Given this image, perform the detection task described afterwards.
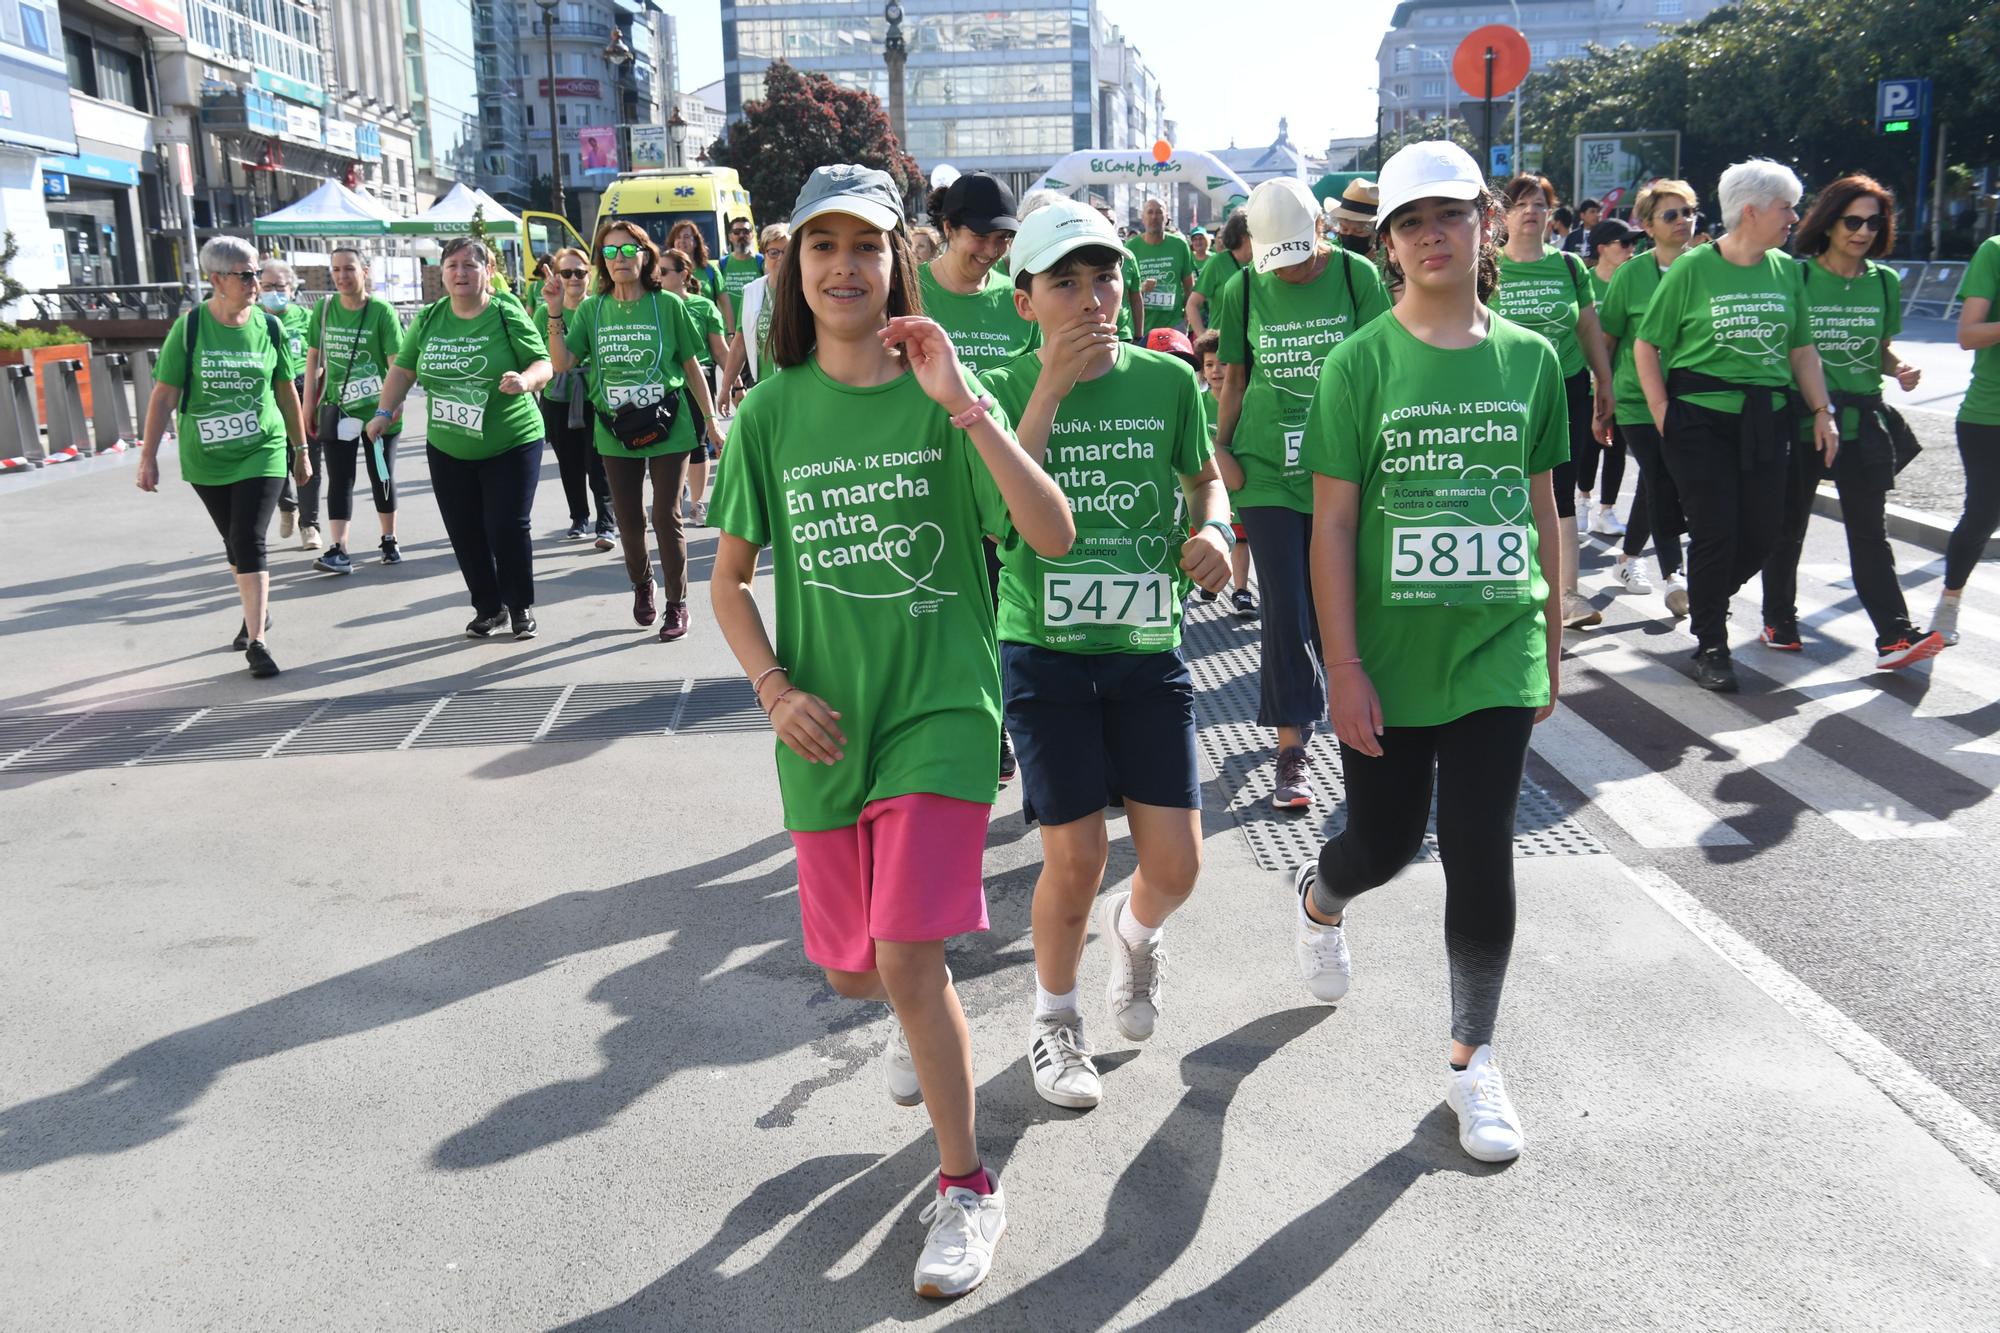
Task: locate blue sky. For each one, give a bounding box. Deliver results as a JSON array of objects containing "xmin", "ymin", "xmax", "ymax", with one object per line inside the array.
[{"xmin": 659, "ymin": 0, "xmax": 1402, "ymax": 155}]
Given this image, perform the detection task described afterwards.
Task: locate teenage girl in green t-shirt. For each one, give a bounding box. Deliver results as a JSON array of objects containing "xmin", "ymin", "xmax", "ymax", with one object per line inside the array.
[
  {"xmin": 708, "ymin": 164, "xmax": 1073, "ymax": 1300},
  {"xmin": 663, "ymin": 246, "xmax": 733, "ymax": 530},
  {"xmin": 1297, "ymin": 140, "xmax": 1570, "ymax": 1167},
  {"xmin": 1940, "ymin": 232, "xmax": 2000, "ymax": 644}
]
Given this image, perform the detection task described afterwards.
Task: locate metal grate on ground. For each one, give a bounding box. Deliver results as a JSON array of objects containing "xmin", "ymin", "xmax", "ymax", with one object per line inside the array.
[
  {"xmin": 0, "ymin": 677, "xmax": 750, "ymax": 775},
  {"xmin": 1181, "ymin": 596, "xmax": 1603, "ymax": 872}
]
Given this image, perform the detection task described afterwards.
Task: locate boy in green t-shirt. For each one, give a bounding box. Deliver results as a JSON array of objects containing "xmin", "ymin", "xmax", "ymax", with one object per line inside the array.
[
  {"xmin": 1124, "ymin": 198, "xmax": 1197, "ymax": 337},
  {"xmin": 982, "ymin": 198, "xmax": 1232, "ymax": 1111}
]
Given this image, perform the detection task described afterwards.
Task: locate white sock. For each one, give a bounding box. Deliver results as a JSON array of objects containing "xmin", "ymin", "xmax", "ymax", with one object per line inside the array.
[
  {"xmin": 1116, "ymin": 898, "xmax": 1164, "ymax": 948},
  {"xmin": 1034, "ymin": 982, "xmax": 1078, "ymax": 1017}
]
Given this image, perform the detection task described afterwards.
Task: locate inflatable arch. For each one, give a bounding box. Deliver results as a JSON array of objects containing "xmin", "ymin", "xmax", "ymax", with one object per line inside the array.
[{"xmin": 1023, "ymin": 149, "xmax": 1252, "ymax": 215}]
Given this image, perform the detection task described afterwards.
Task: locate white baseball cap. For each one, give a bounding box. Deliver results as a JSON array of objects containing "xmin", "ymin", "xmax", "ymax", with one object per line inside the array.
[
  {"xmin": 1374, "ymin": 141, "xmax": 1487, "ymax": 231},
  {"xmin": 1011, "ymin": 196, "xmax": 1123, "ymax": 275},
  {"xmin": 1246, "ymin": 178, "xmax": 1321, "ymax": 273}
]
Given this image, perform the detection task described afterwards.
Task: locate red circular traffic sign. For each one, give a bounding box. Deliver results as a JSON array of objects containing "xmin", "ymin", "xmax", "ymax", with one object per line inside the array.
[{"xmin": 1454, "ymin": 24, "xmax": 1530, "ymax": 99}]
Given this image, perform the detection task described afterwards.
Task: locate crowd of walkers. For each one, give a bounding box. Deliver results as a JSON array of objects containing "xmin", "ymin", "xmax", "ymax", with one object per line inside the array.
[{"xmin": 132, "ymin": 145, "xmax": 1998, "ymax": 1299}]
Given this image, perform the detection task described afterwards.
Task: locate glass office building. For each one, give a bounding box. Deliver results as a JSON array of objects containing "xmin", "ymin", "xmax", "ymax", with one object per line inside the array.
[{"xmin": 721, "ymin": 0, "xmax": 1098, "ymax": 193}]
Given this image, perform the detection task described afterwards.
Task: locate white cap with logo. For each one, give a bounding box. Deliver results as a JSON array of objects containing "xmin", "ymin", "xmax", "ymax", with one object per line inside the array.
[
  {"xmin": 1246, "ymin": 178, "xmax": 1322, "ymax": 274},
  {"xmin": 1374, "ymin": 141, "xmax": 1487, "ymax": 231},
  {"xmin": 1011, "ymin": 196, "xmax": 1123, "ymax": 275}
]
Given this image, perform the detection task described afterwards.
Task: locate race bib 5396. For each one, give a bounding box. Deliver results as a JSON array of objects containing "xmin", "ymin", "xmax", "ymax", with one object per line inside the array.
[{"xmin": 195, "ymin": 409, "xmax": 260, "ymax": 447}]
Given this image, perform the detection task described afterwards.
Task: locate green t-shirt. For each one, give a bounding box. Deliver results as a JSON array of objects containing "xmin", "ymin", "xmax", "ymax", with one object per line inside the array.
[
  {"xmin": 983, "ymin": 345, "xmax": 1213, "ymax": 654},
  {"xmin": 1492, "ymin": 247, "xmax": 1593, "ymax": 378},
  {"xmin": 918, "ymin": 261, "xmax": 1031, "ymax": 376},
  {"xmin": 688, "ymin": 260, "xmax": 725, "ymax": 310},
  {"xmin": 156, "ymin": 304, "xmax": 296, "ymax": 487},
  {"xmin": 564, "ymin": 290, "xmax": 702, "ymax": 457},
  {"xmin": 685, "ymin": 292, "xmax": 726, "ymax": 367},
  {"xmin": 1215, "ymin": 248, "xmax": 1392, "ymax": 512},
  {"xmin": 1200, "ymin": 386, "xmax": 1219, "ymax": 443},
  {"xmin": 1194, "ymin": 250, "xmax": 1245, "ymax": 329},
  {"xmin": 1957, "ymin": 236, "xmax": 2000, "ymax": 426},
  {"xmin": 394, "ymin": 298, "xmax": 549, "ymax": 461},
  {"xmin": 1301, "ymin": 312, "xmax": 1567, "ymax": 727},
  {"xmin": 306, "ymin": 295, "xmax": 404, "ymax": 420},
  {"xmin": 1799, "ymin": 258, "xmax": 1902, "ymax": 441},
  {"xmin": 1588, "ymin": 268, "xmax": 1613, "ymax": 308},
  {"xmin": 1598, "ymin": 252, "xmax": 1676, "ymax": 426},
  {"xmin": 277, "ymin": 301, "xmax": 313, "ymax": 379},
  {"xmin": 707, "ymin": 358, "xmax": 1011, "ymax": 831},
  {"xmin": 1019, "ymin": 251, "xmax": 1139, "ymax": 355},
  {"xmin": 1635, "ymin": 243, "xmax": 1810, "ymax": 414},
  {"xmin": 1125, "ymin": 232, "xmax": 1197, "ymax": 336},
  {"xmin": 720, "ymin": 253, "xmax": 762, "ymax": 321}
]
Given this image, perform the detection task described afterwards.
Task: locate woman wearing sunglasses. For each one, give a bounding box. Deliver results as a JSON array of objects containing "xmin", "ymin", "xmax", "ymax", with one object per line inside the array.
[
  {"xmin": 371, "ymin": 237, "xmax": 553, "ymax": 640},
  {"xmin": 1758, "ymin": 175, "xmax": 1940, "ymax": 669},
  {"xmin": 668, "ymin": 219, "xmax": 733, "ymax": 337},
  {"xmin": 660, "ymin": 247, "xmax": 731, "ymax": 527},
  {"xmin": 545, "ymin": 222, "xmax": 719, "ymax": 642},
  {"xmin": 534, "ymin": 247, "xmax": 615, "ymax": 544},
  {"xmin": 136, "ymin": 234, "xmax": 310, "ymax": 678}
]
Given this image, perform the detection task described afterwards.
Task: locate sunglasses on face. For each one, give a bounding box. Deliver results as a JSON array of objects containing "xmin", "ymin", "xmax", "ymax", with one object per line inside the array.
[
  {"xmin": 1839, "ymin": 214, "xmax": 1885, "ymax": 233},
  {"xmin": 559, "ymin": 268, "xmax": 587, "ymax": 280},
  {"xmin": 602, "ymin": 243, "xmax": 641, "ymax": 259},
  {"xmin": 732, "ymin": 228, "xmax": 752, "ymax": 237},
  {"xmin": 1655, "ymin": 207, "xmax": 1693, "ymax": 223},
  {"xmin": 219, "ymin": 270, "xmax": 257, "ymax": 283}
]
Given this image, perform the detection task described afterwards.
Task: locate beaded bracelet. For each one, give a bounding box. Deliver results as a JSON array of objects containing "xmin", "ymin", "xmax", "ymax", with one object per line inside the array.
[
  {"xmin": 750, "ymin": 664, "xmax": 788, "ymax": 697},
  {"xmin": 765, "ymin": 687, "xmax": 797, "ymax": 716}
]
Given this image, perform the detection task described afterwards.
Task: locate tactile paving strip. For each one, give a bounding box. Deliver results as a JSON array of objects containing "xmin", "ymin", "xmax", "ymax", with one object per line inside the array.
[{"xmin": 1181, "ymin": 596, "xmax": 1602, "ymax": 871}]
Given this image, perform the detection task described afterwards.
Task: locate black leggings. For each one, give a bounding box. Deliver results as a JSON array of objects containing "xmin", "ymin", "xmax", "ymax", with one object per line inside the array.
[
  {"xmin": 191, "ymin": 474, "xmax": 285, "ymax": 574},
  {"xmin": 1662, "ymin": 400, "xmax": 1787, "ymax": 653},
  {"xmin": 1310, "ymin": 706, "xmax": 1534, "ymax": 1048},
  {"xmin": 1762, "ymin": 442, "xmax": 1914, "ymax": 645},
  {"xmin": 540, "ymin": 397, "xmax": 612, "ymax": 530},
  {"xmin": 1619, "ymin": 422, "xmax": 1683, "ymax": 575},
  {"xmin": 427, "ymin": 439, "xmax": 543, "ymax": 615},
  {"xmin": 1552, "ymin": 372, "xmax": 1589, "ymax": 518},
  {"xmin": 1576, "ymin": 421, "xmax": 1626, "ymax": 505},
  {"xmin": 1946, "ymin": 421, "xmax": 2000, "ymax": 591},
  {"xmin": 324, "ymin": 429, "xmax": 399, "ymax": 521}
]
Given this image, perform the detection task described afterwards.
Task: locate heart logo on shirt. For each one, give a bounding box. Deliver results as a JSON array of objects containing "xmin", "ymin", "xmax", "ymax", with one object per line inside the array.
[
  {"xmin": 1103, "ymin": 480, "xmax": 1162, "ymax": 529},
  {"xmin": 1490, "ymin": 483, "xmax": 1530, "ymax": 525},
  {"xmin": 1135, "ymin": 535, "xmax": 1170, "ymax": 572},
  {"xmin": 877, "ymin": 522, "xmax": 945, "ymax": 590}
]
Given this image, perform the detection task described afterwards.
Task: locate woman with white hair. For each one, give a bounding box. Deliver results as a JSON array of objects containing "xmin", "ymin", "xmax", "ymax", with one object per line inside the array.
[
  {"xmin": 1634, "ymin": 158, "xmax": 1841, "ymax": 693},
  {"xmin": 136, "ymin": 235, "xmax": 310, "ymax": 678}
]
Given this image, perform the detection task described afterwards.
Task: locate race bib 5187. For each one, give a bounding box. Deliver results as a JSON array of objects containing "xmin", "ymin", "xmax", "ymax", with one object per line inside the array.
[{"xmin": 430, "ymin": 396, "xmax": 484, "ymax": 433}]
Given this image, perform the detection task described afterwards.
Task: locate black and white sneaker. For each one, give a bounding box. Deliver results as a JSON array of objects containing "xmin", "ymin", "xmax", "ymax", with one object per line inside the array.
[
  {"xmin": 999, "ymin": 729, "xmax": 1017, "ymax": 785},
  {"xmin": 379, "ymin": 536, "xmax": 403, "ymax": 565},
  {"xmin": 511, "ymin": 608, "xmax": 538, "ymax": 640},
  {"xmin": 244, "ymin": 640, "xmax": 280, "ymax": 678},
  {"xmin": 564, "ymin": 522, "xmax": 587, "ymax": 540},
  {"xmin": 1693, "ymin": 647, "xmax": 1739, "ymax": 693},
  {"xmin": 465, "ymin": 610, "xmax": 508, "ymax": 639},
  {"xmin": 1028, "ymin": 1008, "xmax": 1101, "ymax": 1109},
  {"xmin": 313, "ymin": 544, "xmax": 354, "ymax": 575},
  {"xmin": 232, "ymin": 612, "xmax": 272, "ymax": 651},
  {"xmin": 1231, "ymin": 587, "xmax": 1258, "ymax": 619}
]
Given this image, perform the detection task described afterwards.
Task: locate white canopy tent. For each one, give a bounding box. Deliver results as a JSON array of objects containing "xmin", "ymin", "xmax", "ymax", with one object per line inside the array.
[
  {"xmin": 389, "ymin": 182, "xmax": 523, "ymax": 236},
  {"xmin": 252, "ymin": 177, "xmax": 400, "ymax": 236}
]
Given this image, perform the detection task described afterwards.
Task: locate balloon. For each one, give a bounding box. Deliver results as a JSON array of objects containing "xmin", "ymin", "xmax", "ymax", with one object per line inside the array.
[
  {"xmin": 1151, "ymin": 139, "xmax": 1171, "ymax": 164},
  {"xmin": 929, "ymin": 163, "xmax": 961, "ymax": 191}
]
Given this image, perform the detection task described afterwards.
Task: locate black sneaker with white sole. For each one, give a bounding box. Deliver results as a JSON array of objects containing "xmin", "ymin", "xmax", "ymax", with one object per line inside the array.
[
  {"xmin": 511, "ymin": 608, "xmax": 538, "ymax": 640},
  {"xmin": 244, "ymin": 640, "xmax": 280, "ymax": 678},
  {"xmin": 379, "ymin": 536, "xmax": 403, "ymax": 565},
  {"xmin": 1231, "ymin": 587, "xmax": 1258, "ymax": 619},
  {"xmin": 313, "ymin": 545, "xmax": 354, "ymax": 575},
  {"xmin": 999, "ymin": 729, "xmax": 1017, "ymax": 785},
  {"xmin": 232, "ymin": 613, "xmax": 272, "ymax": 651},
  {"xmin": 465, "ymin": 610, "xmax": 509, "ymax": 639}
]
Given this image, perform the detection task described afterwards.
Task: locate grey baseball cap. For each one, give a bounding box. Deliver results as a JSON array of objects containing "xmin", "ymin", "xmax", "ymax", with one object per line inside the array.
[{"xmin": 791, "ymin": 164, "xmax": 905, "ymax": 232}]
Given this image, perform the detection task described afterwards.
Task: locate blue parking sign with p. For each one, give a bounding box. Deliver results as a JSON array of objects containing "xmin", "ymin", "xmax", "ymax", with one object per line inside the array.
[{"xmin": 1876, "ymin": 78, "xmax": 1927, "ymax": 127}]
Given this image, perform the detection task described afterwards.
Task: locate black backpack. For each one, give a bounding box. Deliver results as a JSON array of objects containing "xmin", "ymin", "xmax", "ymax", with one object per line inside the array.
[
  {"xmin": 1240, "ymin": 247, "xmax": 1356, "ymax": 372},
  {"xmin": 181, "ymin": 306, "xmax": 288, "ymax": 391}
]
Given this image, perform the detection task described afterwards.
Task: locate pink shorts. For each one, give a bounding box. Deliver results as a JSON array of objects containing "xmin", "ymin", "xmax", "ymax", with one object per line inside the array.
[{"xmin": 789, "ymin": 793, "xmax": 992, "ymax": 973}]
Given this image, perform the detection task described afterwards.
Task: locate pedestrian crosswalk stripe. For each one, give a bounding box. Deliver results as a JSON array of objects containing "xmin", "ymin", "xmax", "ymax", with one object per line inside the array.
[
  {"xmin": 1530, "ymin": 705, "xmax": 1750, "ymax": 848},
  {"xmin": 1565, "ymin": 637, "xmax": 1960, "ymax": 842}
]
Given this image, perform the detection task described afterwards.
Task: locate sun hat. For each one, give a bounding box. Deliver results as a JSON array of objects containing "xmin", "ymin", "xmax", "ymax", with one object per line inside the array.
[
  {"xmin": 1246, "ymin": 178, "xmax": 1322, "ymax": 273},
  {"xmin": 1329, "ymin": 178, "xmax": 1380, "ymax": 226},
  {"xmin": 1374, "ymin": 141, "xmax": 1486, "ymax": 231},
  {"xmin": 792, "ymin": 164, "xmax": 905, "ymax": 232}
]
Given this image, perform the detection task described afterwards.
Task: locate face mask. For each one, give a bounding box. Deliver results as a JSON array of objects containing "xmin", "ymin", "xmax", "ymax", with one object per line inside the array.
[
  {"xmin": 1339, "ymin": 232, "xmax": 1375, "ymax": 259},
  {"xmin": 258, "ymin": 290, "xmax": 290, "ymax": 311}
]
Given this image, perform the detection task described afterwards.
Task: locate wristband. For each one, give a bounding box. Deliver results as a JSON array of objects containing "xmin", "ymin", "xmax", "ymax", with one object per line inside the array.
[
  {"xmin": 949, "ymin": 394, "xmax": 995, "ymax": 430},
  {"xmin": 1200, "ymin": 519, "xmax": 1236, "ymax": 552},
  {"xmin": 373, "ymin": 408, "xmax": 394, "ymax": 420},
  {"xmin": 1328, "ymin": 657, "xmax": 1363, "ymax": 668},
  {"xmin": 1811, "ymin": 404, "xmax": 1833, "ymax": 416},
  {"xmin": 765, "ymin": 687, "xmax": 796, "ymax": 717},
  {"xmin": 750, "ymin": 664, "xmax": 787, "ymax": 697}
]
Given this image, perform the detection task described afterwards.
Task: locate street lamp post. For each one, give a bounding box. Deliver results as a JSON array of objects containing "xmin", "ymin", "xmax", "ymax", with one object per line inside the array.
[
  {"xmin": 668, "ymin": 107, "xmax": 688, "ymax": 169},
  {"xmin": 535, "ymin": 0, "xmax": 563, "ymax": 226},
  {"xmin": 1504, "ymin": 0, "xmax": 1523, "ymax": 172},
  {"xmin": 603, "ymin": 26, "xmax": 633, "ymax": 174},
  {"xmin": 1406, "ymin": 44, "xmax": 1455, "ymax": 131},
  {"xmin": 883, "ymin": 2, "xmax": 907, "ymax": 146}
]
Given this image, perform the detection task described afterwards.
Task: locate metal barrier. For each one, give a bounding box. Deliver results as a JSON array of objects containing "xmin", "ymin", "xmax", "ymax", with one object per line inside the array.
[
  {"xmin": 0, "ymin": 364, "xmax": 42, "ymax": 471},
  {"xmin": 130, "ymin": 348, "xmax": 160, "ymax": 435},
  {"xmin": 39, "ymin": 358, "xmax": 91, "ymax": 463},
  {"xmin": 1906, "ymin": 261, "xmax": 1966, "ymax": 320},
  {"xmin": 90, "ymin": 353, "xmax": 137, "ymax": 454}
]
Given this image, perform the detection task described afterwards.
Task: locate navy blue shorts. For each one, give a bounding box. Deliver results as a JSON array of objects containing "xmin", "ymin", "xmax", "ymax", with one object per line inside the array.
[{"xmin": 1001, "ymin": 642, "xmax": 1202, "ymax": 826}]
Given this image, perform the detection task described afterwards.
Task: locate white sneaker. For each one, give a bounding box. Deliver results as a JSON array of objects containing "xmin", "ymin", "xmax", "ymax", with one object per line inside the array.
[
  {"xmin": 885, "ymin": 1018, "xmax": 922, "ymax": 1107},
  {"xmin": 278, "ymin": 510, "xmax": 296, "ymax": 539},
  {"xmin": 1613, "ymin": 559, "xmax": 1654, "ymax": 595},
  {"xmin": 914, "ymin": 1181, "xmax": 1007, "ymax": 1298},
  {"xmin": 1291, "ymin": 863, "xmax": 1351, "ymax": 1003},
  {"xmin": 1590, "ymin": 500, "xmax": 1626, "ymax": 537},
  {"xmin": 1659, "ymin": 573, "xmax": 1690, "ymax": 618},
  {"xmin": 691, "ymin": 500, "xmax": 709, "ymax": 527},
  {"xmin": 1933, "ymin": 594, "xmax": 1961, "ymax": 647},
  {"xmin": 300, "ymin": 523, "xmax": 322, "ymax": 551},
  {"xmin": 1446, "ymin": 1045, "xmax": 1524, "ymax": 1162},
  {"xmin": 1562, "ymin": 592, "xmax": 1603, "ymax": 629},
  {"xmin": 1028, "ymin": 1008, "xmax": 1101, "ymax": 1109},
  {"xmin": 1098, "ymin": 891, "xmax": 1164, "ymax": 1042}
]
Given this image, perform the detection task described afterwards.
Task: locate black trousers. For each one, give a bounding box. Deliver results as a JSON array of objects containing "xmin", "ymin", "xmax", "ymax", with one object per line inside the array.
[
  {"xmin": 277, "ymin": 436, "xmax": 325, "ymax": 525},
  {"xmin": 191, "ymin": 474, "xmax": 285, "ymax": 574},
  {"xmin": 1761, "ymin": 439, "xmax": 1914, "ymax": 645},
  {"xmin": 1946, "ymin": 421, "xmax": 2000, "ymax": 591},
  {"xmin": 1618, "ymin": 422, "xmax": 1682, "ymax": 575},
  {"xmin": 540, "ymin": 397, "xmax": 612, "ymax": 531},
  {"xmin": 427, "ymin": 439, "xmax": 543, "ymax": 616},
  {"xmin": 1552, "ymin": 372, "xmax": 1588, "ymax": 519},
  {"xmin": 324, "ymin": 429, "xmax": 399, "ymax": 521},
  {"xmin": 1661, "ymin": 400, "xmax": 1788, "ymax": 653},
  {"xmin": 1311, "ymin": 706, "xmax": 1535, "ymax": 1048},
  {"xmin": 1239, "ymin": 505, "xmax": 1325, "ymax": 731}
]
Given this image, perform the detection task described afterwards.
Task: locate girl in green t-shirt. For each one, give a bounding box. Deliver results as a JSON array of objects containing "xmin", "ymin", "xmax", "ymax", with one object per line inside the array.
[
  {"xmin": 663, "ymin": 246, "xmax": 732, "ymax": 530},
  {"xmin": 1941, "ymin": 232, "xmax": 2000, "ymax": 645},
  {"xmin": 137, "ymin": 235, "xmax": 309, "ymax": 679},
  {"xmin": 534, "ymin": 247, "xmax": 614, "ymax": 543},
  {"xmin": 1297, "ymin": 140, "xmax": 1570, "ymax": 1168},
  {"xmin": 304, "ymin": 246, "xmax": 407, "ymax": 574},
  {"xmin": 372, "ymin": 236, "xmax": 553, "ymax": 641},
  {"xmin": 546, "ymin": 222, "xmax": 720, "ymax": 643},
  {"xmin": 918, "ymin": 172, "xmax": 1029, "ymax": 377},
  {"xmin": 667, "ymin": 220, "xmax": 732, "ymax": 337},
  {"xmin": 708, "ymin": 164, "xmax": 1073, "ymax": 1301}
]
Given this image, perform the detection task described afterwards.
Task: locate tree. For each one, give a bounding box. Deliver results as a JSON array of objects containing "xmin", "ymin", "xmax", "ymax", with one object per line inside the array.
[
  {"xmin": 707, "ymin": 61, "xmax": 922, "ymax": 222},
  {"xmin": 1518, "ymin": 0, "xmax": 2000, "ymax": 247},
  {"xmin": 1376, "ymin": 114, "xmax": 1480, "ymax": 170}
]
